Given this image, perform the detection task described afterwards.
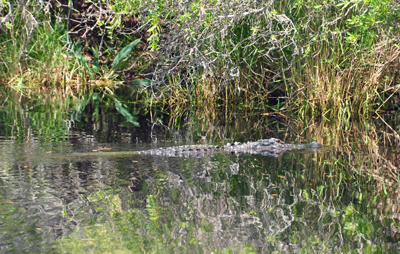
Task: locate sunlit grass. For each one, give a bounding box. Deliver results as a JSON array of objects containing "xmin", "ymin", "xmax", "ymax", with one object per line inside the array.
[
  {"xmin": 289, "ymin": 36, "xmax": 400, "ymax": 126},
  {"xmin": 1, "ymin": 0, "xmax": 399, "ymax": 127}
]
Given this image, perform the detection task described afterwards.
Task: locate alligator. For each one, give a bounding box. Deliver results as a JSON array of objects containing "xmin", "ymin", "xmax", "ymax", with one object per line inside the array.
[
  {"xmin": 136, "ymin": 138, "xmax": 322, "ymax": 157},
  {"xmin": 46, "ymin": 138, "xmax": 321, "ymax": 161}
]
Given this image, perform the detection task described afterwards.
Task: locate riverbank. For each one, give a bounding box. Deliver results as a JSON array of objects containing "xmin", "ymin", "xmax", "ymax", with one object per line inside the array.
[{"xmin": 1, "ymin": 0, "xmax": 399, "ymax": 125}]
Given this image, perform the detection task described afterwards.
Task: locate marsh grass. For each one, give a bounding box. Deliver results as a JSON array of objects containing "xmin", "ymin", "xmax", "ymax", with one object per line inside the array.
[
  {"xmin": 2, "ymin": 0, "xmax": 400, "ymax": 129},
  {"xmin": 138, "ymin": 0, "xmax": 400, "ymax": 132},
  {"xmin": 290, "ymin": 35, "xmax": 400, "ymax": 126},
  {"xmin": 0, "ymin": 7, "xmax": 72, "ymax": 92}
]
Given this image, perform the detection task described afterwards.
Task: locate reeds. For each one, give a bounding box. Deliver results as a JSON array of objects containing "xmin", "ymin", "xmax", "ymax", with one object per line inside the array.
[
  {"xmin": 291, "ymin": 34, "xmax": 400, "ymax": 126},
  {"xmin": 1, "ymin": 0, "xmax": 399, "ymax": 124}
]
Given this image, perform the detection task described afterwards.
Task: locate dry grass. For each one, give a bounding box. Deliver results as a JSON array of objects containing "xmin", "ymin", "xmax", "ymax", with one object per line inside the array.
[{"xmin": 290, "ymin": 37, "xmax": 400, "ymax": 126}]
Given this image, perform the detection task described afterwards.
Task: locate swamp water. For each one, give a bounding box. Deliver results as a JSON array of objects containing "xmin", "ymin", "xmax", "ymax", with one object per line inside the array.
[{"xmin": 0, "ymin": 92, "xmax": 400, "ymax": 253}]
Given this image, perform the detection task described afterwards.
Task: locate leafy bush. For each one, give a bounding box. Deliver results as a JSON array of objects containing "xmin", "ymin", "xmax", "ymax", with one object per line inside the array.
[{"xmin": 0, "ymin": 0, "xmax": 399, "ymax": 121}]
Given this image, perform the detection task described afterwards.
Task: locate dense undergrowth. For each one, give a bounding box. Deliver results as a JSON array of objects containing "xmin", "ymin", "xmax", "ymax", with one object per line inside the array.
[{"xmin": 0, "ymin": 0, "xmax": 399, "ymax": 125}]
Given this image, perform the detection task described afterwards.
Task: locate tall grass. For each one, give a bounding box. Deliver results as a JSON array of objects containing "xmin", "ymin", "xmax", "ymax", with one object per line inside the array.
[
  {"xmin": 291, "ymin": 34, "xmax": 400, "ymax": 127},
  {"xmin": 0, "ymin": 4, "xmax": 71, "ymax": 94},
  {"xmin": 143, "ymin": 0, "xmax": 400, "ymax": 127},
  {"xmin": 1, "ymin": 0, "xmax": 399, "ymax": 125}
]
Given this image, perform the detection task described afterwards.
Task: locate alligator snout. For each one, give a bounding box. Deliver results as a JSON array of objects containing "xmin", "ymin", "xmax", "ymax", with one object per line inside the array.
[{"xmin": 309, "ymin": 141, "xmax": 322, "ymax": 150}]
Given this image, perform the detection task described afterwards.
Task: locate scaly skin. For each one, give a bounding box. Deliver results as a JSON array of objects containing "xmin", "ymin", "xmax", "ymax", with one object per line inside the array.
[
  {"xmin": 44, "ymin": 138, "xmax": 321, "ymax": 161},
  {"xmin": 137, "ymin": 138, "xmax": 322, "ymax": 157}
]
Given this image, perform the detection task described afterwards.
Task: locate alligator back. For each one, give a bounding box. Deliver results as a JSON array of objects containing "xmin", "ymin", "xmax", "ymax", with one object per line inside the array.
[{"xmin": 137, "ymin": 138, "xmax": 322, "ymax": 157}]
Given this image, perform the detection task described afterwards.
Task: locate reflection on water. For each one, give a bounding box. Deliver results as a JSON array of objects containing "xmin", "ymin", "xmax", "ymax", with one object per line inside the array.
[{"xmin": 0, "ymin": 91, "xmax": 400, "ymax": 253}]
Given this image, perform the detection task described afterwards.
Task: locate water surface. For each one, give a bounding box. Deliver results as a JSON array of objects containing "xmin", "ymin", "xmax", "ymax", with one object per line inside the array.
[{"xmin": 0, "ymin": 91, "xmax": 399, "ymax": 253}]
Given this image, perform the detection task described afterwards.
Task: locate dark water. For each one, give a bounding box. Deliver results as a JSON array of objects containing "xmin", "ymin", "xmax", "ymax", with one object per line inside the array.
[{"xmin": 1, "ymin": 91, "xmax": 400, "ymax": 253}]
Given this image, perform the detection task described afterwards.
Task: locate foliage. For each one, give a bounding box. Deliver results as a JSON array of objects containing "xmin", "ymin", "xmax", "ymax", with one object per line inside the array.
[{"xmin": 0, "ymin": 0, "xmax": 399, "ymax": 124}]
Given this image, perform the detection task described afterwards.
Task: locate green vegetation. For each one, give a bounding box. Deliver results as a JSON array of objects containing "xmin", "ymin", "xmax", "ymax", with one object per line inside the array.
[
  {"xmin": 0, "ymin": 0, "xmax": 399, "ymax": 124},
  {"xmin": 2, "ymin": 1, "xmax": 400, "ymax": 251}
]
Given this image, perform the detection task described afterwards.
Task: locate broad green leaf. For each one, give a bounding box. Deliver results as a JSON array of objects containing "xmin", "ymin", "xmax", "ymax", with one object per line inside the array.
[
  {"xmin": 111, "ymin": 38, "xmax": 140, "ymax": 70},
  {"xmin": 147, "ymin": 25, "xmax": 157, "ymax": 32},
  {"xmin": 114, "ymin": 98, "xmax": 139, "ymax": 126},
  {"xmin": 73, "ymin": 93, "xmax": 92, "ymax": 122},
  {"xmin": 70, "ymin": 39, "xmax": 91, "ymax": 72}
]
